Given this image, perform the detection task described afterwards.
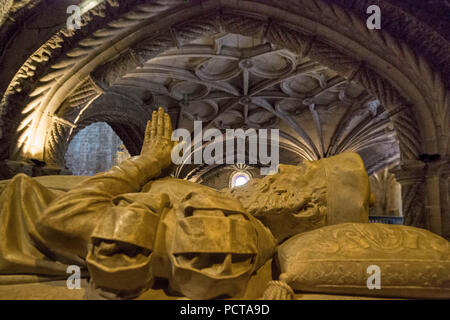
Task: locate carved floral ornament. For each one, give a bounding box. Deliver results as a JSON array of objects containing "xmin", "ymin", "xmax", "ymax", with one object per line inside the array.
[{"xmin": 0, "ymin": 0, "xmax": 447, "ymax": 171}]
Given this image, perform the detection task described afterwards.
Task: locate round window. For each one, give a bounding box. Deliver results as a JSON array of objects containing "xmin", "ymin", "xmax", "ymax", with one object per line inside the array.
[{"xmin": 230, "ymin": 171, "xmax": 251, "ymax": 188}]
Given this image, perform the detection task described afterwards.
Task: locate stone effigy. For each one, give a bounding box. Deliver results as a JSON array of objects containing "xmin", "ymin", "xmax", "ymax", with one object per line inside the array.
[
  {"xmin": 0, "ymin": 108, "xmax": 448, "ymax": 299},
  {"xmin": 0, "ymin": 108, "xmax": 277, "ymax": 299}
]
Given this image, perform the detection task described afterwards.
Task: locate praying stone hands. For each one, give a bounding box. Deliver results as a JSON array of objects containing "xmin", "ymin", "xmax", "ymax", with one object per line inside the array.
[{"xmin": 141, "ymin": 107, "xmax": 175, "ymax": 170}]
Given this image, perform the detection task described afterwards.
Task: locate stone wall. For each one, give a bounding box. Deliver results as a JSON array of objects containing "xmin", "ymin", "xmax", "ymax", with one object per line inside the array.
[{"xmin": 65, "ymin": 122, "xmax": 128, "ymax": 176}]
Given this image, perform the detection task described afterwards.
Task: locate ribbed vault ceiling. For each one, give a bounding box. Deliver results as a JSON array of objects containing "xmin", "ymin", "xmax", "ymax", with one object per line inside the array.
[
  {"xmin": 72, "ymin": 32, "xmax": 399, "ymax": 175},
  {"xmin": 1, "ymin": 0, "xmax": 448, "ymax": 182}
]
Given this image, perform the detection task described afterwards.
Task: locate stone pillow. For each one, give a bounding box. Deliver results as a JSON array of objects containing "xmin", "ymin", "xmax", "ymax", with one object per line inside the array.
[{"xmin": 274, "ymin": 223, "xmax": 450, "ymax": 299}]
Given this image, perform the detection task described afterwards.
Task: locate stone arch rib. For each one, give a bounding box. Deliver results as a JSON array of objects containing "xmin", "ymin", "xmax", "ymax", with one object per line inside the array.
[{"xmin": 1, "ymin": 0, "xmax": 447, "ymax": 170}]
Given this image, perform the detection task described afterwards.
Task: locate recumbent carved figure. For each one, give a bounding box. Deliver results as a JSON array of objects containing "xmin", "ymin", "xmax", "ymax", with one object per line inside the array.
[{"xmin": 0, "ymin": 109, "xmax": 448, "ymax": 299}]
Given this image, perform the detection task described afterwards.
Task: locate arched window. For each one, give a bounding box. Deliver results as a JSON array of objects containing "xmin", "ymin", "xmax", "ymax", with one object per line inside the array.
[{"xmin": 230, "ymin": 171, "xmax": 251, "ymax": 188}]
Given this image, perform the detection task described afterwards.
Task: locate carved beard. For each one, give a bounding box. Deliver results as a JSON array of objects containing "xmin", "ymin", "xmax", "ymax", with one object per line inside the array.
[
  {"xmin": 227, "ymin": 174, "xmax": 324, "ymax": 215},
  {"xmin": 223, "ymin": 166, "xmax": 328, "ymax": 243},
  {"xmin": 228, "ymin": 177, "xmax": 297, "ymax": 215}
]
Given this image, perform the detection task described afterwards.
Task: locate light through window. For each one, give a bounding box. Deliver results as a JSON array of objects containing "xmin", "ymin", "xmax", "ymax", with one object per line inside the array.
[{"xmin": 231, "ymin": 171, "xmax": 250, "ymax": 187}]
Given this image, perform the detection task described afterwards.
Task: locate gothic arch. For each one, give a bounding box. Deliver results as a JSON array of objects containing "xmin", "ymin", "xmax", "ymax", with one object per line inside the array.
[{"xmin": 1, "ymin": 1, "xmax": 447, "ymax": 162}]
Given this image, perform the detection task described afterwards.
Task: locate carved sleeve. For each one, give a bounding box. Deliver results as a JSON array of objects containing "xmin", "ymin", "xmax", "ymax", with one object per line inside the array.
[{"xmin": 36, "ymin": 155, "xmax": 165, "ymax": 258}]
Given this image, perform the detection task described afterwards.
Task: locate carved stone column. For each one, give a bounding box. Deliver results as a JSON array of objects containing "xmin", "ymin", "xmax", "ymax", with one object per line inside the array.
[
  {"xmin": 391, "ymin": 158, "xmax": 450, "ymax": 237},
  {"xmin": 390, "ymin": 160, "xmax": 427, "ymax": 229},
  {"xmin": 427, "ymin": 159, "xmax": 450, "ymax": 239},
  {"xmin": 440, "ymin": 162, "xmax": 450, "ymax": 240}
]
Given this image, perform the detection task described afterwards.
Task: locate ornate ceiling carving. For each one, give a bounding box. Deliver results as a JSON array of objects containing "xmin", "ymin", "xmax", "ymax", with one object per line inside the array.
[
  {"xmin": 91, "ymin": 32, "xmax": 399, "ymax": 174},
  {"xmin": 0, "ymin": 0, "xmax": 448, "ymax": 180}
]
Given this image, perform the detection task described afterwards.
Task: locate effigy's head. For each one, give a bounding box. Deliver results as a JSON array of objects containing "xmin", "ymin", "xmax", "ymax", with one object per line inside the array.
[
  {"xmin": 163, "ymin": 188, "xmax": 276, "ymax": 299},
  {"xmin": 225, "ymin": 152, "xmax": 371, "ymax": 243}
]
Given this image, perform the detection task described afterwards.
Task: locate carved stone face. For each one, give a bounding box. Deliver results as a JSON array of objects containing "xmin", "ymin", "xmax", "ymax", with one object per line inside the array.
[
  {"xmin": 225, "ymin": 153, "xmax": 371, "ymax": 244},
  {"xmin": 226, "ymin": 163, "xmax": 328, "ymax": 243},
  {"xmin": 164, "ymin": 190, "xmax": 276, "ymax": 299}
]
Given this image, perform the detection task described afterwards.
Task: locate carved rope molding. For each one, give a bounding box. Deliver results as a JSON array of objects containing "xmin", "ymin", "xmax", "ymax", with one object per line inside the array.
[
  {"xmin": 45, "ymin": 76, "xmax": 104, "ymax": 165},
  {"xmin": 0, "ymin": 0, "xmax": 447, "ymax": 164}
]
